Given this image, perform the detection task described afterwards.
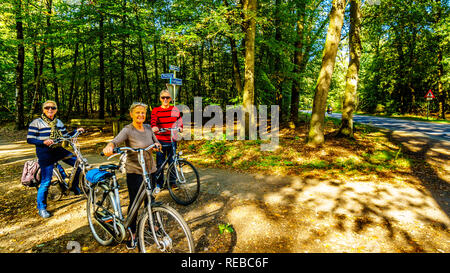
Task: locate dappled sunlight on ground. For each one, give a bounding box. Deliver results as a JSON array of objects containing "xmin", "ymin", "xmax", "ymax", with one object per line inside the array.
[{"xmin": 0, "ymin": 125, "xmax": 449, "ymax": 253}]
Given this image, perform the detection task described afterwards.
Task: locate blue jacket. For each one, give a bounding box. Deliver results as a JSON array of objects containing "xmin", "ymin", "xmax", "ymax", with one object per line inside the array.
[{"xmin": 27, "ymin": 117, "xmax": 75, "ymax": 166}]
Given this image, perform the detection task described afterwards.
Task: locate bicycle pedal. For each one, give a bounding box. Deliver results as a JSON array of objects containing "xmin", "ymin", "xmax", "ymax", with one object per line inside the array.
[{"xmin": 152, "ymin": 187, "xmax": 161, "ymax": 196}]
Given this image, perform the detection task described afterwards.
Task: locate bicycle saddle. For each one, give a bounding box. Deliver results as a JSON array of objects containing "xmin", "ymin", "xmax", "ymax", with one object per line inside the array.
[{"xmin": 99, "ymin": 164, "xmax": 120, "ymax": 171}]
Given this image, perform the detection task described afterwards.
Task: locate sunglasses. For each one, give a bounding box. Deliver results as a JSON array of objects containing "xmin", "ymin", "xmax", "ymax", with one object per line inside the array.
[
  {"xmin": 44, "ymin": 106, "xmax": 57, "ymax": 110},
  {"xmin": 160, "ymin": 96, "xmax": 171, "ymax": 100}
]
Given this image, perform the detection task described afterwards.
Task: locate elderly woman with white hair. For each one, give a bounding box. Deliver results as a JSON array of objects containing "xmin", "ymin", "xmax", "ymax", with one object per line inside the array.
[
  {"xmin": 27, "ymin": 100, "xmax": 84, "ymax": 218},
  {"xmin": 102, "ymin": 102, "xmax": 161, "ymax": 249}
]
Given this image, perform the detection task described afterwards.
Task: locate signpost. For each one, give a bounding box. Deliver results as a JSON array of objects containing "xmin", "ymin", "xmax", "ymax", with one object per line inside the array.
[
  {"xmin": 161, "ymin": 65, "xmax": 182, "ymax": 106},
  {"xmin": 170, "ymin": 78, "xmax": 182, "ymax": 85},
  {"xmin": 424, "ymin": 89, "xmax": 435, "ymax": 120},
  {"xmin": 161, "ymin": 73, "xmax": 174, "ymax": 79},
  {"xmin": 169, "ymin": 65, "xmax": 180, "ymax": 72}
]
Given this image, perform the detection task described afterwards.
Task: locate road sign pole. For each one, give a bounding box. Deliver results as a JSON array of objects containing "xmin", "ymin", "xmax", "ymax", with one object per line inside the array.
[{"xmin": 173, "ymin": 70, "xmax": 176, "ymax": 106}]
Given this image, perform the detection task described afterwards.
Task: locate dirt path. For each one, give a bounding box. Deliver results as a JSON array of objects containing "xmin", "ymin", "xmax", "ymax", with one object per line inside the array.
[{"xmin": 0, "ymin": 133, "xmax": 449, "ymax": 253}]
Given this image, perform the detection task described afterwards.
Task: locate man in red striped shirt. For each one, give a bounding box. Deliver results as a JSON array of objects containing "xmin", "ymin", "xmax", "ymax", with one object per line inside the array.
[{"xmin": 151, "ymin": 90, "xmax": 183, "ymax": 190}]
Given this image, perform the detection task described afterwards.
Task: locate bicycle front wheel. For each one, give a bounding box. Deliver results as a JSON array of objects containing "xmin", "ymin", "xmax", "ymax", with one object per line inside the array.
[
  {"xmin": 167, "ymin": 159, "xmax": 200, "ymax": 205},
  {"xmin": 86, "ymin": 183, "xmax": 116, "ymax": 246},
  {"xmin": 138, "ymin": 204, "xmax": 194, "ymax": 253}
]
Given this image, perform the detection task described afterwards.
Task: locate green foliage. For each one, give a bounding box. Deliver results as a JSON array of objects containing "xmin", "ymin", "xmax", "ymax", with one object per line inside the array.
[
  {"xmin": 358, "ymin": 0, "xmax": 449, "ymax": 115},
  {"xmin": 1, "ymin": 0, "xmax": 447, "ymax": 126},
  {"xmin": 203, "ymin": 140, "xmax": 229, "ymax": 157},
  {"xmin": 218, "ymin": 223, "xmax": 234, "ymax": 234}
]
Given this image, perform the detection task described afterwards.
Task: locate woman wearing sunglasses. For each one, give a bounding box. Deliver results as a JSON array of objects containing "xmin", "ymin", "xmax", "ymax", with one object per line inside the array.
[
  {"xmin": 150, "ymin": 90, "xmax": 183, "ymax": 192},
  {"xmin": 27, "ymin": 100, "xmax": 84, "ymax": 218}
]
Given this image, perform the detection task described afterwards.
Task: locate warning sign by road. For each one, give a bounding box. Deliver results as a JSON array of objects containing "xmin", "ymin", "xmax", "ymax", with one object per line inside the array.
[{"xmin": 425, "ymin": 89, "xmax": 435, "ymax": 100}]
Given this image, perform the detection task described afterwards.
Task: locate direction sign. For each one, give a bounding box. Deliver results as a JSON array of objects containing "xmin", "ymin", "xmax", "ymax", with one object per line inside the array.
[
  {"xmin": 161, "ymin": 73, "xmax": 174, "ymax": 79},
  {"xmin": 169, "ymin": 65, "xmax": 180, "ymax": 72},
  {"xmin": 425, "ymin": 89, "xmax": 435, "ymax": 99},
  {"xmin": 170, "ymin": 78, "xmax": 182, "ymax": 85}
]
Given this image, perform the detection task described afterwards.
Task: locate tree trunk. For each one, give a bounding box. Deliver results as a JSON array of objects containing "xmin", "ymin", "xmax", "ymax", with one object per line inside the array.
[
  {"xmin": 28, "ymin": 42, "xmax": 45, "ymax": 122},
  {"xmin": 130, "ymin": 46, "xmax": 142, "ymax": 101},
  {"xmin": 119, "ymin": 0, "xmax": 127, "ymax": 119},
  {"xmin": 242, "ymin": 0, "xmax": 256, "ymax": 109},
  {"xmin": 290, "ymin": 0, "xmax": 306, "ymax": 127},
  {"xmin": 242, "ymin": 0, "xmax": 257, "ymax": 139},
  {"xmin": 138, "ymin": 37, "xmax": 151, "ymax": 104},
  {"xmin": 435, "ymin": 0, "xmax": 446, "ymax": 119},
  {"xmin": 99, "ymin": 11, "xmax": 105, "ymax": 119},
  {"xmin": 120, "ymin": 40, "xmax": 126, "ymax": 119},
  {"xmin": 199, "ymin": 42, "xmax": 205, "ymax": 97},
  {"xmin": 46, "ymin": 0, "xmax": 59, "ymax": 107},
  {"xmin": 274, "ymin": 0, "xmax": 283, "ymax": 118},
  {"xmin": 337, "ymin": 0, "xmax": 361, "ymax": 138},
  {"xmin": 66, "ymin": 42, "xmax": 79, "ymax": 119},
  {"xmin": 223, "ymin": 0, "xmax": 243, "ymax": 95},
  {"xmin": 82, "ymin": 43, "xmax": 89, "ymax": 117},
  {"xmin": 14, "ymin": 0, "xmax": 25, "ymax": 130},
  {"xmin": 134, "ymin": 5, "xmax": 151, "ymax": 104},
  {"xmin": 307, "ymin": 0, "xmax": 346, "ymax": 146},
  {"xmin": 153, "ymin": 35, "xmax": 159, "ymax": 104},
  {"xmin": 108, "ymin": 39, "xmax": 116, "ymax": 117}
]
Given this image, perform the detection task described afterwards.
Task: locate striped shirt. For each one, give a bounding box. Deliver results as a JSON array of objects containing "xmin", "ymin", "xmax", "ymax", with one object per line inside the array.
[
  {"xmin": 27, "ymin": 118, "xmax": 73, "ymax": 166},
  {"xmin": 150, "ymin": 106, "xmax": 183, "ymax": 143}
]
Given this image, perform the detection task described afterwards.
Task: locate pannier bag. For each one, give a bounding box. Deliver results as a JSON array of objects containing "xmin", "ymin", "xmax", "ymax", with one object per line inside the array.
[
  {"xmin": 85, "ymin": 168, "xmax": 111, "ymax": 184},
  {"xmin": 21, "ymin": 159, "xmax": 41, "ymax": 187}
]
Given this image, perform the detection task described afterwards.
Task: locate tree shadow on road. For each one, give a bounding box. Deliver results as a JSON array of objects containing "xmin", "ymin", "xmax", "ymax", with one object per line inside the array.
[{"xmin": 386, "ymin": 131, "xmax": 450, "ymax": 219}]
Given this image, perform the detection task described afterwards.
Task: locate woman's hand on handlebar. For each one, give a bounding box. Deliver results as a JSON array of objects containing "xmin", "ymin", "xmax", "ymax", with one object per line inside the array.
[
  {"xmin": 152, "ymin": 142, "xmax": 162, "ymax": 152},
  {"xmin": 102, "ymin": 143, "xmax": 115, "ymax": 157}
]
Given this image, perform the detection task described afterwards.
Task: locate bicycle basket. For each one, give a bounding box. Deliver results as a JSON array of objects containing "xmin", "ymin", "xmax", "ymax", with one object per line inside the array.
[{"xmin": 85, "ymin": 168, "xmax": 112, "ymax": 184}]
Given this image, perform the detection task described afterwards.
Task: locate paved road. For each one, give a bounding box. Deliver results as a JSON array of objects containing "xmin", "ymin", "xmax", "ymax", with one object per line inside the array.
[{"xmin": 326, "ymin": 112, "xmax": 450, "ymax": 142}]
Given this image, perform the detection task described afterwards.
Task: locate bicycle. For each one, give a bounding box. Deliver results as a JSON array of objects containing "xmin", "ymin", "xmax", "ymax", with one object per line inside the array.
[
  {"xmin": 44, "ymin": 130, "xmax": 91, "ymax": 201},
  {"xmin": 152, "ymin": 126, "xmax": 200, "ymax": 205},
  {"xmin": 86, "ymin": 143, "xmax": 194, "ymax": 253}
]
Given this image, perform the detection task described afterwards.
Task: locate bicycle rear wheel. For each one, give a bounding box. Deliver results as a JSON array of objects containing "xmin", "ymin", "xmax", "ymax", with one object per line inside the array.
[
  {"xmin": 167, "ymin": 159, "xmax": 200, "ymax": 205},
  {"xmin": 86, "ymin": 183, "xmax": 116, "ymax": 246},
  {"xmin": 138, "ymin": 204, "xmax": 194, "ymax": 253},
  {"xmin": 47, "ymin": 181, "xmax": 65, "ymax": 202}
]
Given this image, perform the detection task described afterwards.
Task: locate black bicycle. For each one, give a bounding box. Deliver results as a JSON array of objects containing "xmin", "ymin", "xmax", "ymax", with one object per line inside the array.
[
  {"xmin": 40, "ymin": 130, "xmax": 90, "ymax": 201},
  {"xmin": 151, "ymin": 126, "xmax": 200, "ymax": 206},
  {"xmin": 86, "ymin": 144, "xmax": 194, "ymax": 253}
]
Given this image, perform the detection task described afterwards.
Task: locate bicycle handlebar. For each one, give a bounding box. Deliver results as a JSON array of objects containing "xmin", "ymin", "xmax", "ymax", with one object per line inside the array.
[
  {"xmin": 100, "ymin": 143, "xmax": 159, "ymax": 157},
  {"xmin": 157, "ymin": 127, "xmax": 181, "ymax": 134},
  {"xmin": 51, "ymin": 130, "xmax": 84, "ymax": 145}
]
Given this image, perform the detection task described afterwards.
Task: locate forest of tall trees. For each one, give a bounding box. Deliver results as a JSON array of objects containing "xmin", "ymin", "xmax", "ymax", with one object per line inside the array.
[{"xmin": 0, "ymin": 0, "xmax": 448, "ymax": 142}]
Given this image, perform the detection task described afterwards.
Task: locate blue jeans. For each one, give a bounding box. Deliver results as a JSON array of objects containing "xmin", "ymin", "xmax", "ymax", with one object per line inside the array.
[
  {"xmin": 156, "ymin": 141, "xmax": 176, "ymax": 187},
  {"xmin": 37, "ymin": 156, "xmax": 81, "ymax": 210}
]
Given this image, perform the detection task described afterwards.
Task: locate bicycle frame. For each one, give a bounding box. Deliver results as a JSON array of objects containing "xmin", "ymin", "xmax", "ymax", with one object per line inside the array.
[
  {"xmin": 154, "ymin": 127, "xmax": 183, "ymax": 186},
  {"xmin": 52, "ymin": 131, "xmax": 90, "ymax": 191}
]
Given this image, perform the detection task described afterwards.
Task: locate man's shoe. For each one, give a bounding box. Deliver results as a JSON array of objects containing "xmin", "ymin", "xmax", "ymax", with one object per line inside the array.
[{"xmin": 38, "ymin": 209, "xmax": 51, "ymax": 218}]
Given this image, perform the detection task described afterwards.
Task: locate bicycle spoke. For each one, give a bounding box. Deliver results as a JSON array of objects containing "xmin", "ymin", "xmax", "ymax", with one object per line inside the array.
[
  {"xmin": 87, "ymin": 183, "xmax": 115, "ymax": 246},
  {"xmin": 167, "ymin": 160, "xmax": 200, "ymax": 205},
  {"xmin": 138, "ymin": 205, "xmax": 194, "ymax": 253}
]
